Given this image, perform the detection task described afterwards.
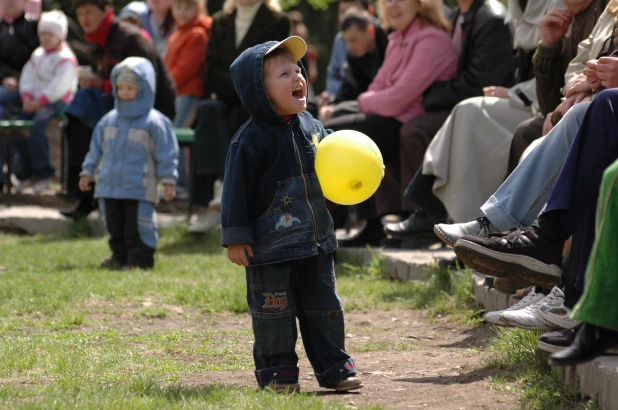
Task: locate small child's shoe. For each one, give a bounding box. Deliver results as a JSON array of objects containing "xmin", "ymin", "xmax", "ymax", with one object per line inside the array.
[
  {"xmin": 262, "ymin": 383, "xmax": 300, "ymax": 393},
  {"xmin": 101, "ymin": 257, "xmax": 122, "ymax": 268},
  {"xmin": 327, "ymin": 376, "xmax": 363, "ymax": 392}
]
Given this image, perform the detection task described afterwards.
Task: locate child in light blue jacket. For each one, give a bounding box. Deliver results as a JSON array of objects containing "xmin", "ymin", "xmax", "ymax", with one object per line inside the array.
[{"xmin": 79, "ymin": 57, "xmax": 178, "ymax": 269}]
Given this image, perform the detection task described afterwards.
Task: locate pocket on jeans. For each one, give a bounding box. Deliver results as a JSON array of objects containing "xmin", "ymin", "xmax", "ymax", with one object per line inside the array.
[
  {"xmin": 247, "ymin": 263, "xmax": 291, "ymax": 291},
  {"xmin": 321, "ymin": 253, "xmax": 336, "ymax": 288}
]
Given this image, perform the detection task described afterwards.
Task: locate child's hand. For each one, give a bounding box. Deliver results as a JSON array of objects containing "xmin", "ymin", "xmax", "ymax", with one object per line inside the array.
[
  {"xmin": 382, "ymin": 164, "xmax": 385, "ymax": 180},
  {"xmin": 163, "ymin": 184, "xmax": 176, "ymax": 202},
  {"xmin": 23, "ymin": 100, "xmax": 40, "ymax": 113},
  {"xmin": 228, "ymin": 244, "xmax": 254, "ymax": 266},
  {"xmin": 78, "ymin": 176, "xmax": 92, "ymax": 192}
]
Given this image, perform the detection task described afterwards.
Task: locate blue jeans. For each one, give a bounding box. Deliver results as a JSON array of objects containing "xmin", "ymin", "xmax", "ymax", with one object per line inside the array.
[
  {"xmin": 173, "ymin": 96, "xmax": 199, "ymax": 189},
  {"xmin": 481, "ymin": 101, "xmax": 590, "ymax": 231},
  {"xmin": 0, "ymin": 86, "xmax": 23, "ymax": 183},
  {"xmin": 12, "ymin": 101, "xmax": 67, "ymax": 181},
  {"xmin": 245, "ymin": 252, "xmax": 356, "ymax": 387}
]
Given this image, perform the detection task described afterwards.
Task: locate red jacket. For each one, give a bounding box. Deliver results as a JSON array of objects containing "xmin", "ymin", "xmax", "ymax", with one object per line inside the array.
[{"xmin": 164, "ymin": 15, "xmax": 212, "ymax": 96}]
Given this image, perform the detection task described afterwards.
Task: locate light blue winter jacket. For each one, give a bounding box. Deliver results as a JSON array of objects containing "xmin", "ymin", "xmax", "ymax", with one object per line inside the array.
[{"xmin": 80, "ymin": 57, "xmax": 178, "ymax": 203}]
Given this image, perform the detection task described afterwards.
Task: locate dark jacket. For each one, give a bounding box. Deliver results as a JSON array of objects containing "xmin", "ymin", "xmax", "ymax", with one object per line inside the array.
[
  {"xmin": 204, "ymin": 4, "xmax": 290, "ymax": 105},
  {"xmin": 221, "ymin": 41, "xmax": 337, "ymax": 266},
  {"xmin": 534, "ymin": 0, "xmax": 607, "ymax": 116},
  {"xmin": 422, "ymin": 0, "xmax": 514, "ymax": 110},
  {"xmin": 89, "ymin": 18, "xmax": 176, "ymax": 120},
  {"xmin": 335, "ymin": 24, "xmax": 388, "ymax": 104},
  {"xmin": 0, "ymin": 13, "xmax": 38, "ymax": 81}
]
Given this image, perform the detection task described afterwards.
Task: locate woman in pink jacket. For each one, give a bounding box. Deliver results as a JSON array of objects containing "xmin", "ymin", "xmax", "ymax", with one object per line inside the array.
[{"xmin": 324, "ymin": 0, "xmax": 458, "ymax": 241}]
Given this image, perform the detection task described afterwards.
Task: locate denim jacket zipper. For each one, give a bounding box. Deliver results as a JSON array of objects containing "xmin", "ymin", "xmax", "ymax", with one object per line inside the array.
[{"xmin": 288, "ymin": 123, "xmax": 320, "ymax": 248}]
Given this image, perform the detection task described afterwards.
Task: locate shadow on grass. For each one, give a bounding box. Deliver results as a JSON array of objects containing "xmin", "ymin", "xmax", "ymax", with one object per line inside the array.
[
  {"xmin": 157, "ymin": 228, "xmax": 222, "ymax": 255},
  {"xmin": 393, "ymin": 366, "xmax": 505, "ymax": 386},
  {"xmin": 437, "ymin": 325, "xmax": 493, "ymax": 349}
]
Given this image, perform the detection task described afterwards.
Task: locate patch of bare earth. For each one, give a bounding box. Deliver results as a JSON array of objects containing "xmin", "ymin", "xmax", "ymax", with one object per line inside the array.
[
  {"xmin": 31, "ymin": 304, "xmax": 517, "ymax": 409},
  {"xmin": 174, "ymin": 310, "xmax": 517, "ymax": 409}
]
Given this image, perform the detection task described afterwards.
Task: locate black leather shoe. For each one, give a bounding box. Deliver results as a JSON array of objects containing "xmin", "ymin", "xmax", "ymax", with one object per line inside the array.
[
  {"xmin": 61, "ymin": 198, "xmax": 98, "ymax": 219},
  {"xmin": 550, "ymin": 323, "xmax": 618, "ymax": 366},
  {"xmin": 339, "ymin": 223, "xmax": 386, "ymax": 247},
  {"xmin": 384, "ymin": 209, "xmax": 446, "ymax": 240}
]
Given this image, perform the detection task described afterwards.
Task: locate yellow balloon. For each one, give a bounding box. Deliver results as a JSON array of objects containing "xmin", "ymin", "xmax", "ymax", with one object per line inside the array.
[{"xmin": 315, "ymin": 130, "xmax": 383, "ymax": 205}]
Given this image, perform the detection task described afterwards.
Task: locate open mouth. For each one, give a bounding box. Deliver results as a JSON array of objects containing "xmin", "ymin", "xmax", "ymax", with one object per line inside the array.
[{"xmin": 292, "ymin": 84, "xmax": 304, "ymax": 99}]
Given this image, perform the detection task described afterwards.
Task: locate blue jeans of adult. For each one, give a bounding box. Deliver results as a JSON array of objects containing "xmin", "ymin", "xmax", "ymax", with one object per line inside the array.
[
  {"xmin": 480, "ymin": 101, "xmax": 591, "ymax": 231},
  {"xmin": 12, "ymin": 101, "xmax": 67, "ymax": 181},
  {"xmin": 245, "ymin": 252, "xmax": 356, "ymax": 388},
  {"xmin": 0, "ymin": 86, "xmax": 23, "ymax": 183},
  {"xmin": 173, "ymin": 95, "xmax": 199, "ymax": 189}
]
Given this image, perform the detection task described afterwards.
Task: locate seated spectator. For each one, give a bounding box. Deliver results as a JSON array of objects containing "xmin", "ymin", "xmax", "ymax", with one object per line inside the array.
[
  {"xmin": 13, "ymin": 10, "xmax": 77, "ymax": 194},
  {"xmin": 288, "ymin": 10, "xmax": 318, "ymax": 94},
  {"xmin": 164, "ymin": 0, "xmax": 211, "ymax": 200},
  {"xmin": 318, "ymin": 8, "xmax": 388, "ymax": 122},
  {"xmin": 507, "ymin": 0, "xmax": 608, "ymax": 172},
  {"xmin": 119, "ymin": 1, "xmax": 152, "ymax": 40},
  {"xmin": 188, "ymin": 0, "xmax": 289, "ymax": 233},
  {"xmin": 328, "ymin": 0, "xmax": 514, "ymax": 247},
  {"xmin": 452, "ymin": 89, "xmax": 618, "ymax": 352},
  {"xmin": 324, "ymin": 0, "xmax": 459, "ymax": 246},
  {"xmin": 315, "ymin": 0, "xmax": 372, "ymax": 114},
  {"xmin": 373, "ymin": 0, "xmax": 514, "ymax": 247},
  {"xmin": 62, "ymin": 0, "xmax": 176, "ymax": 219},
  {"xmin": 386, "ymin": 0, "xmax": 602, "ymax": 242},
  {"xmin": 0, "ymin": 0, "xmax": 38, "ymax": 193},
  {"xmin": 142, "ymin": 0, "xmax": 175, "ymax": 57},
  {"xmin": 551, "ymin": 158, "xmax": 618, "ymax": 366}
]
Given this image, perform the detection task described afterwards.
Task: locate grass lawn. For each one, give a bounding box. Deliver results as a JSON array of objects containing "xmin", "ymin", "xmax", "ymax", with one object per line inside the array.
[{"xmin": 0, "ymin": 225, "xmax": 441, "ymax": 409}]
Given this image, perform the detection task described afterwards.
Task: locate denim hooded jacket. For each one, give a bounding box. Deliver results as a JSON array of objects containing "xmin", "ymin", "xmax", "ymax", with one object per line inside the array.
[
  {"xmin": 81, "ymin": 57, "xmax": 179, "ymax": 203},
  {"xmin": 221, "ymin": 41, "xmax": 337, "ymax": 266}
]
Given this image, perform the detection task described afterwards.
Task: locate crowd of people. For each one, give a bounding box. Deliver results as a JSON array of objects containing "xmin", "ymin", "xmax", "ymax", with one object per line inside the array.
[{"xmin": 1, "ymin": 0, "xmax": 618, "ymax": 376}]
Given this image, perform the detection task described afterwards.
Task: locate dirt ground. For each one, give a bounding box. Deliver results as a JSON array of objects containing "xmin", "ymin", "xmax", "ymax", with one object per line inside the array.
[{"xmin": 86, "ymin": 305, "xmax": 519, "ymax": 410}]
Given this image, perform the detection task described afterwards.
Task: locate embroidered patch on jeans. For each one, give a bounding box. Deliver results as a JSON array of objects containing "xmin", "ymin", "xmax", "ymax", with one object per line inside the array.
[
  {"xmin": 274, "ymin": 213, "xmax": 301, "ymax": 231},
  {"xmin": 261, "ymin": 292, "xmax": 288, "ymax": 312}
]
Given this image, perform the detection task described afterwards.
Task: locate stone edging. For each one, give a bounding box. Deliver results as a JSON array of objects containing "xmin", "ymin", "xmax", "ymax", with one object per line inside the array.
[{"xmin": 337, "ymin": 247, "xmax": 618, "ymax": 409}]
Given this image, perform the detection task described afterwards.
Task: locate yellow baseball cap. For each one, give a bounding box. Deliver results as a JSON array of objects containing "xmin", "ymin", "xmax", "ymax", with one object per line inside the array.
[{"xmin": 265, "ymin": 36, "xmax": 307, "ymax": 62}]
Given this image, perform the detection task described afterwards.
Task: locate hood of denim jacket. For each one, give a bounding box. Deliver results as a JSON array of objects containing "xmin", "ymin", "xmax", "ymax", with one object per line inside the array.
[
  {"xmin": 111, "ymin": 56, "xmax": 155, "ymax": 119},
  {"xmin": 230, "ymin": 41, "xmax": 285, "ymax": 123}
]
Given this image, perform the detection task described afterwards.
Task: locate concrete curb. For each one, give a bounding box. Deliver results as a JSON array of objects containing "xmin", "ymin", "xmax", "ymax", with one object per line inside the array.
[{"xmin": 338, "ymin": 246, "xmax": 618, "ymax": 409}]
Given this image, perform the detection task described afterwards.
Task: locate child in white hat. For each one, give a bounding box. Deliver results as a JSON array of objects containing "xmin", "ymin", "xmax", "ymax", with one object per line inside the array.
[{"xmin": 16, "ymin": 10, "xmax": 78, "ymax": 193}]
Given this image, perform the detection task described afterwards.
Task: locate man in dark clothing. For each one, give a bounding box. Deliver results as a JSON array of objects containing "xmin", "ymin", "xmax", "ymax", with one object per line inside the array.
[
  {"xmin": 0, "ymin": 6, "xmax": 39, "ymax": 191},
  {"xmin": 62, "ymin": 0, "xmax": 176, "ymax": 218},
  {"xmin": 508, "ymin": 0, "xmax": 607, "ymax": 173},
  {"xmin": 318, "ymin": 8, "xmax": 388, "ymax": 122},
  {"xmin": 188, "ymin": 1, "xmax": 290, "ymax": 233}
]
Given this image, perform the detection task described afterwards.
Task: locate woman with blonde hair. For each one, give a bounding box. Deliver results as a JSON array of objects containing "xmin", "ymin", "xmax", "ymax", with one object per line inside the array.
[
  {"xmin": 324, "ymin": 0, "xmax": 459, "ymax": 245},
  {"xmin": 188, "ymin": 0, "xmax": 290, "ymax": 232}
]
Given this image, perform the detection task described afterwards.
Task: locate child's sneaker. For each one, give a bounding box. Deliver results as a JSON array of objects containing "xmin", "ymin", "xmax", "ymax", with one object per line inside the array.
[
  {"xmin": 327, "ymin": 376, "xmax": 363, "ymax": 392},
  {"xmin": 100, "ymin": 257, "xmax": 122, "ymax": 268},
  {"xmin": 262, "ymin": 383, "xmax": 300, "ymax": 393}
]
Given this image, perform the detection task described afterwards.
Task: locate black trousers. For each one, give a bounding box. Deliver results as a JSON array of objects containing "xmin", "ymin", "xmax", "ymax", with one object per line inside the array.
[{"xmin": 102, "ymin": 199, "xmax": 156, "ymax": 268}]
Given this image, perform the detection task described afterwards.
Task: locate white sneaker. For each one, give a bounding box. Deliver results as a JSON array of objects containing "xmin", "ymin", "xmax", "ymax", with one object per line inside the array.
[
  {"xmin": 33, "ymin": 178, "xmax": 50, "ymax": 194},
  {"xmin": 500, "ymin": 286, "xmax": 564, "ymax": 331},
  {"xmin": 14, "ymin": 178, "xmax": 34, "ymax": 193},
  {"xmin": 208, "ymin": 180, "xmax": 223, "ymax": 210},
  {"xmin": 483, "ymin": 287, "xmax": 544, "ymax": 326},
  {"xmin": 539, "ymin": 303, "xmax": 581, "ymax": 330},
  {"xmin": 188, "ymin": 209, "xmax": 221, "ymax": 233},
  {"xmin": 434, "ymin": 217, "xmax": 500, "ymax": 247}
]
